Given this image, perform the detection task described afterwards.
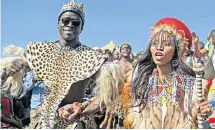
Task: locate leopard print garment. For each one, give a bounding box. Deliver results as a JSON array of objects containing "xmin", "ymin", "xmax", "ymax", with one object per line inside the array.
[{"xmin": 26, "ymin": 41, "xmax": 107, "ymax": 129}]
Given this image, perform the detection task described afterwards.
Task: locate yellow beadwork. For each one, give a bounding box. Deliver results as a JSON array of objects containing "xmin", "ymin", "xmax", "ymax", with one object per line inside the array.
[{"xmin": 161, "ymin": 96, "xmax": 168, "ymax": 104}]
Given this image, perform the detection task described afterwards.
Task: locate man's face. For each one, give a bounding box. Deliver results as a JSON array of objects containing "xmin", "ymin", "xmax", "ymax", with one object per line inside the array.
[
  {"xmin": 210, "ymin": 30, "xmax": 215, "ymax": 44},
  {"xmin": 120, "ymin": 45, "xmax": 131, "ymax": 57},
  {"xmin": 58, "ymin": 12, "xmax": 83, "ymax": 41}
]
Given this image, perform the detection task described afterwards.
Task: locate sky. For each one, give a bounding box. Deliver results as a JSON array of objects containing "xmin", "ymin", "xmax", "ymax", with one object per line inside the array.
[{"xmin": 1, "ymin": 0, "xmax": 215, "ymax": 53}]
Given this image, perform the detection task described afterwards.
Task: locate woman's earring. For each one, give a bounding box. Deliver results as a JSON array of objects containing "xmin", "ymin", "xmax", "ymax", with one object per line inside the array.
[{"xmin": 172, "ymin": 60, "xmax": 179, "ymax": 69}]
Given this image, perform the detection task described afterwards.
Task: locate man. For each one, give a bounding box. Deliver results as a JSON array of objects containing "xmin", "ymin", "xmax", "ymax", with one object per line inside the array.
[
  {"xmin": 6, "ymin": 0, "xmax": 107, "ymax": 129},
  {"xmin": 118, "ymin": 42, "xmax": 134, "ymax": 70},
  {"xmin": 183, "ymin": 40, "xmax": 206, "ymax": 68},
  {"xmin": 117, "ymin": 42, "xmax": 134, "ymax": 128}
]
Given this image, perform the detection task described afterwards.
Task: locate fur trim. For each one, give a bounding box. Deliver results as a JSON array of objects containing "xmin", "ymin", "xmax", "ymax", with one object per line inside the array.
[
  {"xmin": 124, "ymin": 109, "xmax": 135, "ymax": 129},
  {"xmin": 95, "ymin": 63, "xmax": 125, "ymax": 128},
  {"xmin": 121, "ymin": 82, "xmax": 132, "ymax": 115},
  {"xmin": 121, "ymin": 66, "xmax": 133, "ymax": 128}
]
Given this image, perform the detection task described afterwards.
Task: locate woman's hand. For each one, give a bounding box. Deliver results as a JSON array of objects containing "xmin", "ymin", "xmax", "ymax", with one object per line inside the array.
[
  {"xmin": 81, "ymin": 98, "xmax": 101, "ymax": 116},
  {"xmin": 58, "ymin": 103, "xmax": 81, "ymax": 120},
  {"xmin": 81, "ymin": 103, "xmax": 100, "ymax": 117},
  {"xmin": 199, "ymin": 100, "xmax": 213, "ymax": 116}
]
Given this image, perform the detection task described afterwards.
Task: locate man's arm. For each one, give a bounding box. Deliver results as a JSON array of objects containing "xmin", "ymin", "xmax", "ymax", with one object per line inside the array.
[
  {"xmin": 192, "ymin": 33, "xmax": 209, "ymax": 58},
  {"xmin": 194, "ymin": 47, "xmax": 208, "ymax": 58}
]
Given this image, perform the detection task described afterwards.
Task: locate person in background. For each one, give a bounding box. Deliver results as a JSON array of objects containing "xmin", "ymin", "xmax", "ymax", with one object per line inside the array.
[
  {"xmin": 104, "ymin": 50, "xmax": 114, "ymax": 62},
  {"xmin": 117, "ymin": 42, "xmax": 134, "ymax": 127},
  {"xmin": 194, "ymin": 29, "xmax": 215, "ymax": 79},
  {"xmin": 112, "ymin": 47, "xmax": 120, "ymax": 62},
  {"xmin": 1, "ymin": 65, "xmax": 31, "ymax": 129}
]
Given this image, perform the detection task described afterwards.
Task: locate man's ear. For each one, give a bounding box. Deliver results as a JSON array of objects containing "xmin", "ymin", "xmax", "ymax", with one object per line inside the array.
[
  {"xmin": 80, "ymin": 26, "xmax": 83, "ymax": 33},
  {"xmin": 207, "ymin": 34, "xmax": 211, "ymax": 41},
  {"xmin": 57, "ymin": 20, "xmax": 61, "ymax": 28}
]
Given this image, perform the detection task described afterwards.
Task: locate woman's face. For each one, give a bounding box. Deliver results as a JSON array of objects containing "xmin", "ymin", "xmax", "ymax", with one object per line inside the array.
[{"xmin": 150, "ymin": 31, "xmax": 176, "ymax": 66}]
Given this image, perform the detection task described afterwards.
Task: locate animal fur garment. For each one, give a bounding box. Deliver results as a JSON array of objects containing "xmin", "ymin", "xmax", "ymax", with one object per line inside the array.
[{"xmin": 26, "ymin": 41, "xmax": 107, "ymax": 128}]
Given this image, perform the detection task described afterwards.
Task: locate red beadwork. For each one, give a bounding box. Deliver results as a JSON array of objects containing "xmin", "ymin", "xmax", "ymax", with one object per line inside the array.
[{"xmin": 175, "ymin": 75, "xmax": 182, "ymax": 83}]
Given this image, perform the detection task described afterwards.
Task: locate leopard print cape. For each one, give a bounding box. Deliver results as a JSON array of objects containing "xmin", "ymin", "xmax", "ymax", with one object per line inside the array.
[{"xmin": 26, "ymin": 41, "xmax": 107, "ymax": 128}]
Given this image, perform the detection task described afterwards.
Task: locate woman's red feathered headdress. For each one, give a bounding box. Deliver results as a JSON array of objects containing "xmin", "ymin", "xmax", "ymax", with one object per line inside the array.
[{"xmin": 152, "ymin": 17, "xmax": 192, "ymax": 46}]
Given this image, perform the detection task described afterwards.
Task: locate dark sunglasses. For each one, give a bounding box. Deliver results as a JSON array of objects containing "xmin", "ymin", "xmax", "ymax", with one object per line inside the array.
[{"xmin": 61, "ymin": 17, "xmax": 81, "ymax": 26}]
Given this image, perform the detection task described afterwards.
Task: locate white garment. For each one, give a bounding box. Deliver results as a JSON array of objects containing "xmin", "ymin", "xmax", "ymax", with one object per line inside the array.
[
  {"xmin": 112, "ymin": 60, "xmax": 119, "ymax": 63},
  {"xmin": 205, "ymin": 42, "xmax": 215, "ymax": 73}
]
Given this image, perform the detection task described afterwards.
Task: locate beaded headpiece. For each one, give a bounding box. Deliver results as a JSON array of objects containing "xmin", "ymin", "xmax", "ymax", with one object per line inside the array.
[
  {"xmin": 151, "ymin": 17, "xmax": 192, "ymax": 46},
  {"xmin": 58, "ymin": 0, "xmax": 85, "ymax": 26}
]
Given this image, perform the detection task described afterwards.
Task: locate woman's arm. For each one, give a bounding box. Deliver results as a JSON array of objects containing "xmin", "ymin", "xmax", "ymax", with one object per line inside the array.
[
  {"xmin": 81, "ymin": 97, "xmax": 101, "ymax": 116},
  {"xmin": 1, "ymin": 114, "xmax": 23, "ymax": 128}
]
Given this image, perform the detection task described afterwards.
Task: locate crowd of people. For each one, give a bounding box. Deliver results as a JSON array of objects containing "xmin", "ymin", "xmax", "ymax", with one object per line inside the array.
[{"xmin": 1, "ymin": 0, "xmax": 215, "ymax": 129}]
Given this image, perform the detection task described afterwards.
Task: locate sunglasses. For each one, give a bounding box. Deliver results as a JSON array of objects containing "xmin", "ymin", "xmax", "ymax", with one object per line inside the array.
[{"xmin": 61, "ymin": 17, "xmax": 81, "ymax": 26}]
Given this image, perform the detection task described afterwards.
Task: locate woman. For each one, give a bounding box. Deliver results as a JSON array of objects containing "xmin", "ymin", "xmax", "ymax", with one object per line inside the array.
[
  {"xmin": 125, "ymin": 18, "xmax": 212, "ymax": 129},
  {"xmin": 1, "ymin": 45, "xmax": 31, "ymax": 129}
]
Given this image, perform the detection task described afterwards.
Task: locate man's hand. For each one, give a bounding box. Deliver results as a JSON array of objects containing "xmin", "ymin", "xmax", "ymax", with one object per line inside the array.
[
  {"xmin": 192, "ymin": 32, "xmax": 199, "ymax": 46},
  {"xmin": 58, "ymin": 103, "xmax": 81, "ymax": 120},
  {"xmin": 6, "ymin": 59, "xmax": 28, "ymax": 76}
]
